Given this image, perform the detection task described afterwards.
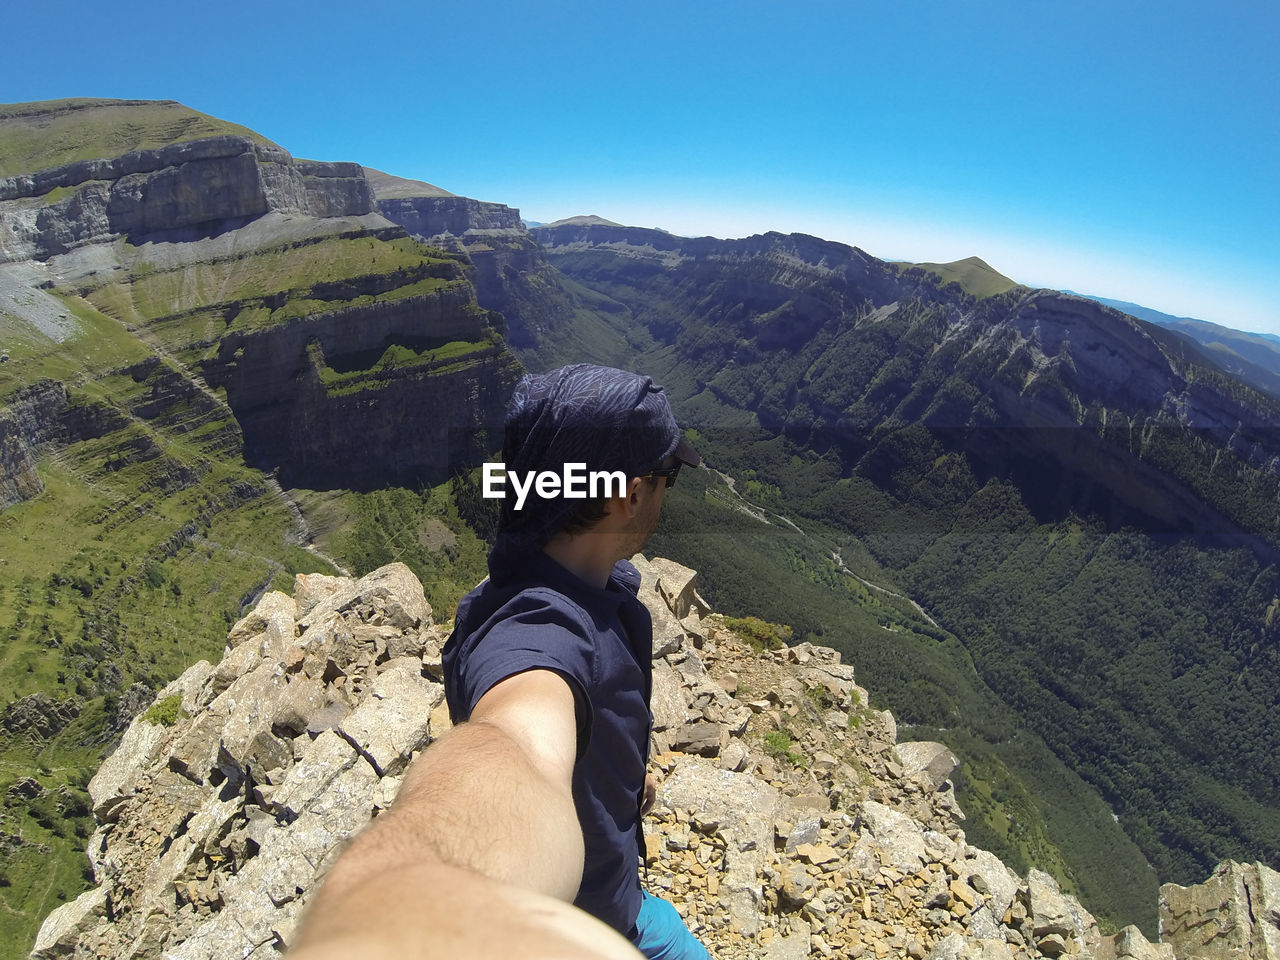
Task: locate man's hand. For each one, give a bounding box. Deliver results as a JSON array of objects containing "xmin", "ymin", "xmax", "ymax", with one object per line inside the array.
[{"xmin": 642, "ymin": 771, "xmax": 657, "ymax": 815}]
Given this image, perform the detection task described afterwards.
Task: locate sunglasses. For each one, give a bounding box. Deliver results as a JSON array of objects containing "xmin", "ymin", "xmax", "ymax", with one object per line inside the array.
[{"xmin": 642, "ymin": 462, "xmax": 682, "ymax": 488}]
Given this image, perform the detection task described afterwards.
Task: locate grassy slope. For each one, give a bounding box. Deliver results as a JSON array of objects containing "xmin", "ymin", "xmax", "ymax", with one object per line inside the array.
[
  {"xmin": 896, "ymin": 257, "xmax": 1021, "ymax": 299},
  {"xmin": 0, "ymin": 98, "xmax": 525, "ymax": 957},
  {"xmin": 0, "ymin": 99, "xmax": 275, "ymax": 177},
  {"xmin": 75, "ymin": 234, "xmax": 470, "ymax": 365},
  {"xmin": 0, "ymin": 288, "xmax": 344, "ymax": 954}
]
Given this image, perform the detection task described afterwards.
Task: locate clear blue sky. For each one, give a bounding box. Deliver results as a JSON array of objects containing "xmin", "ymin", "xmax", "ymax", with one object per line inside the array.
[{"xmin": 4, "ymin": 0, "xmax": 1278, "ymax": 334}]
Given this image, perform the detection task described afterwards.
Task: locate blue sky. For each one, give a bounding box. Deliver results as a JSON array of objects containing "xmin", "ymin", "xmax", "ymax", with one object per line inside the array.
[{"xmin": 4, "ymin": 0, "xmax": 1278, "ymax": 333}]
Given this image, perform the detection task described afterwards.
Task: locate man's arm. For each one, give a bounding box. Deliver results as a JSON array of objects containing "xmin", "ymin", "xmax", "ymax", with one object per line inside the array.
[{"xmin": 288, "ymin": 669, "xmax": 641, "ymax": 959}]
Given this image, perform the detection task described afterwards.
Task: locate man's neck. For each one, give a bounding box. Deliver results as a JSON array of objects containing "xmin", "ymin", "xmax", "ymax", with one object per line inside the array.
[{"xmin": 542, "ymin": 534, "xmax": 618, "ymax": 590}]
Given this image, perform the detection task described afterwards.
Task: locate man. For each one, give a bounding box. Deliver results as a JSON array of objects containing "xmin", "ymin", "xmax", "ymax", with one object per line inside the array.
[{"xmin": 289, "ymin": 365, "xmax": 707, "ymax": 960}]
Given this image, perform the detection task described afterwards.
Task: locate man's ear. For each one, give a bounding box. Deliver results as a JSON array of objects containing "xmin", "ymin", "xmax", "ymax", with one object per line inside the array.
[{"xmin": 621, "ymin": 477, "xmax": 645, "ymax": 516}]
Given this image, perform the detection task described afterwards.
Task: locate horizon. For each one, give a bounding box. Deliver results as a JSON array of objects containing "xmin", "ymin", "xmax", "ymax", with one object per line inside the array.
[{"xmin": 3, "ymin": 0, "xmax": 1277, "ymax": 336}]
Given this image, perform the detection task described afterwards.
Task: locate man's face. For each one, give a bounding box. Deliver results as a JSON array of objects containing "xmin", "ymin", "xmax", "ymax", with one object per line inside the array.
[{"xmin": 622, "ymin": 457, "xmax": 673, "ymax": 553}]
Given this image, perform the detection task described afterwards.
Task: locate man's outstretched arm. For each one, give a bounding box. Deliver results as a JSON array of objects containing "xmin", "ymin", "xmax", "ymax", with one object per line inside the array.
[{"xmin": 288, "ymin": 669, "xmax": 642, "ymax": 959}]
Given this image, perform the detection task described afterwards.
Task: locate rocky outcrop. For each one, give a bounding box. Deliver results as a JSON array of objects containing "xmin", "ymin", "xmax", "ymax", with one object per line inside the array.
[
  {"xmin": 375, "ymin": 194, "xmax": 524, "ymax": 238},
  {"xmin": 1159, "ymin": 861, "xmax": 1280, "ymax": 960},
  {"xmin": 31, "ymin": 563, "xmax": 442, "ymax": 959},
  {"xmin": 0, "ymin": 379, "xmax": 131, "ymax": 507},
  {"xmin": 371, "ymin": 185, "xmax": 569, "ymax": 355},
  {"xmin": 0, "ymin": 137, "xmax": 373, "ymax": 261},
  {"xmin": 1, "ymin": 693, "xmax": 82, "ymax": 741},
  {"xmin": 0, "ymin": 406, "xmax": 43, "ymax": 507},
  {"xmin": 36, "ymin": 556, "xmax": 1245, "ymax": 960},
  {"xmin": 199, "ymin": 282, "xmax": 520, "ymax": 489}
]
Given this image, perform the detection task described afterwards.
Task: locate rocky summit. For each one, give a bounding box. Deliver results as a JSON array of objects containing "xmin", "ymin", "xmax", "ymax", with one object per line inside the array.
[{"xmin": 29, "ymin": 559, "xmax": 1277, "ymax": 960}]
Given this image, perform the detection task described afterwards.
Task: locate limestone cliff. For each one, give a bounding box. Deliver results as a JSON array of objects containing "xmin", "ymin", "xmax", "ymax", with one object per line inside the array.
[
  {"xmin": 0, "ymin": 136, "xmax": 372, "ymax": 262},
  {"xmin": 369, "ymin": 175, "xmax": 579, "ymax": 356},
  {"xmin": 31, "ymin": 558, "xmax": 1270, "ymax": 960},
  {"xmin": 0, "ymin": 100, "xmax": 524, "ymax": 497}
]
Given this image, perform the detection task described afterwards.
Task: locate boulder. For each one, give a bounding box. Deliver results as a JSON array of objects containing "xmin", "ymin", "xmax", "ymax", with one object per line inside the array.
[
  {"xmin": 1160, "ymin": 861, "xmax": 1280, "ymax": 960},
  {"xmin": 28, "ymin": 887, "xmax": 107, "ymax": 959},
  {"xmin": 856, "ymin": 800, "xmax": 928, "ymax": 872},
  {"xmin": 896, "ymin": 740, "xmax": 960, "ymax": 792}
]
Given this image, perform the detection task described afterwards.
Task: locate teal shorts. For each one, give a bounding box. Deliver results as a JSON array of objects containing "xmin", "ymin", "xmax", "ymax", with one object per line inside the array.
[{"xmin": 630, "ymin": 891, "xmax": 710, "ymax": 960}]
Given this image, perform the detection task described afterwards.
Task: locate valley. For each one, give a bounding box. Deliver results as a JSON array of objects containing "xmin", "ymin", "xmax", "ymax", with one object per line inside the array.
[{"xmin": 3, "ymin": 97, "xmax": 1279, "ymax": 956}]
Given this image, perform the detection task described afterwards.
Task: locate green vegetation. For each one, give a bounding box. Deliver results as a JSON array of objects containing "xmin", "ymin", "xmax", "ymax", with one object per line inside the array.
[
  {"xmin": 140, "ymin": 694, "xmax": 184, "ymax": 726},
  {"xmin": 535, "ymin": 235, "xmax": 1280, "ymax": 933},
  {"xmin": 0, "ymin": 309, "xmax": 339, "ymax": 954},
  {"xmin": 719, "ymin": 614, "xmax": 792, "ymax": 652},
  {"xmin": 0, "ymin": 99, "xmax": 275, "ymax": 177},
  {"xmin": 308, "ymin": 334, "xmax": 503, "ymax": 397},
  {"xmin": 78, "ymin": 233, "xmax": 465, "ymax": 343},
  {"xmin": 308, "ymin": 480, "xmax": 493, "ymax": 618},
  {"xmin": 894, "ymin": 256, "xmax": 1022, "ymax": 298},
  {"xmin": 0, "ymin": 295, "xmax": 153, "ymax": 402},
  {"xmin": 763, "ymin": 729, "xmax": 805, "ymax": 766}
]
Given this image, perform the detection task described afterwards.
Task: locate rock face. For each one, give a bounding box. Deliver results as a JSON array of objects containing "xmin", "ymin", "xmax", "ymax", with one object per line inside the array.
[
  {"xmin": 1159, "ymin": 861, "xmax": 1280, "ymax": 960},
  {"xmin": 31, "ymin": 562, "xmax": 443, "ymax": 959},
  {"xmin": 1, "ymin": 692, "xmax": 82, "ymax": 741},
  {"xmin": 1, "ymin": 108, "xmax": 524, "ymax": 495},
  {"xmin": 35, "ymin": 555, "xmax": 1248, "ymax": 960},
  {"xmin": 371, "ymin": 182, "xmax": 571, "ymax": 356},
  {"xmin": 199, "ymin": 275, "xmax": 521, "ymax": 489},
  {"xmin": 0, "ymin": 407, "xmax": 43, "ymax": 507},
  {"xmin": 0, "ymin": 137, "xmax": 373, "ymax": 261}
]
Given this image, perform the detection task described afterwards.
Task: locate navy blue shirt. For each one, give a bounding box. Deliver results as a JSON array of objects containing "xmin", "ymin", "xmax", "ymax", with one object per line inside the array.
[{"xmin": 442, "ymin": 548, "xmax": 654, "ymax": 935}]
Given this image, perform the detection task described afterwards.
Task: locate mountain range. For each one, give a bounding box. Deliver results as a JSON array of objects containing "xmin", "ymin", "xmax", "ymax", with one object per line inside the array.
[{"xmin": 2, "ymin": 98, "xmax": 1279, "ymax": 956}]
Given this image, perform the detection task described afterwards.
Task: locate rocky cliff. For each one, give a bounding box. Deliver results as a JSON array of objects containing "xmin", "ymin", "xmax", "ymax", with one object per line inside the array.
[
  {"xmin": 0, "ymin": 100, "xmax": 524, "ymax": 498},
  {"xmin": 0, "ymin": 136, "xmax": 372, "ymax": 261},
  {"xmin": 370, "ymin": 178, "xmax": 590, "ymax": 356},
  {"xmin": 30, "ymin": 559, "xmax": 1275, "ymax": 960}
]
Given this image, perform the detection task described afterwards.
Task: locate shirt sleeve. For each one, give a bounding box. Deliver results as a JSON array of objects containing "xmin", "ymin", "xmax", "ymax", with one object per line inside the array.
[{"xmin": 450, "ymin": 590, "xmax": 596, "ymax": 755}]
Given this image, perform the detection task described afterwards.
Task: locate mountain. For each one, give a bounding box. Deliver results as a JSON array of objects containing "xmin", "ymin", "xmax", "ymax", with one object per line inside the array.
[
  {"xmin": 0, "ymin": 98, "xmax": 521, "ymax": 954},
  {"xmin": 1064, "ymin": 293, "xmax": 1280, "ymax": 399},
  {"xmin": 518, "ymin": 220, "xmax": 1280, "ymax": 925},
  {"xmin": 897, "ymin": 256, "xmax": 1022, "ymax": 299},
  {"xmin": 5, "ymin": 97, "xmax": 1280, "ymax": 954},
  {"xmin": 30, "ymin": 557, "xmax": 1278, "ymax": 960}
]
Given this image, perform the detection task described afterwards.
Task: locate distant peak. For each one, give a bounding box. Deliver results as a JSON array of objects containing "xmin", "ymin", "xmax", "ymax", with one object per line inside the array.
[
  {"xmin": 541, "ymin": 214, "xmax": 626, "ymax": 228},
  {"xmin": 363, "ymin": 167, "xmax": 456, "ymax": 199},
  {"xmin": 900, "ymin": 256, "xmax": 1019, "ymax": 299}
]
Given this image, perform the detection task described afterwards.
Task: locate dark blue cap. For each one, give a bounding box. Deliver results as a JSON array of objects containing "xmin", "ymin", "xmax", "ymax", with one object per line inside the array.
[{"xmin": 495, "ymin": 364, "xmax": 699, "ymax": 550}]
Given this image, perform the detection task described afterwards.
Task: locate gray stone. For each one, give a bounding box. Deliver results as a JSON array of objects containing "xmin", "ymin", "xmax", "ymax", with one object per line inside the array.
[
  {"xmin": 336, "ymin": 666, "xmax": 441, "ymax": 776},
  {"xmin": 669, "ymin": 721, "xmax": 724, "ymax": 757},
  {"xmin": 648, "ymin": 557, "xmax": 708, "ymax": 619},
  {"xmin": 1028, "ymin": 868, "xmax": 1097, "ymax": 944},
  {"xmin": 87, "ymin": 718, "xmax": 169, "ymax": 821},
  {"xmin": 896, "ymin": 740, "xmax": 960, "ymax": 792},
  {"xmin": 857, "ymin": 800, "xmax": 928, "ymax": 871},
  {"xmin": 270, "ymin": 729, "xmax": 361, "ymax": 821},
  {"xmin": 299, "ymin": 562, "xmax": 432, "ymax": 632},
  {"xmin": 928, "ymin": 933, "xmax": 968, "ymax": 960},
  {"xmin": 650, "ymin": 658, "xmax": 688, "ymax": 732},
  {"xmin": 292, "ymin": 572, "xmax": 347, "ymax": 618},
  {"xmin": 1161, "ymin": 861, "xmax": 1280, "ymax": 960},
  {"xmin": 719, "ymin": 739, "xmax": 750, "ymax": 772},
  {"xmin": 1111, "ymin": 924, "xmax": 1176, "ymax": 960},
  {"xmin": 965, "ymin": 848, "xmax": 1021, "ymax": 921},
  {"xmin": 227, "ymin": 590, "xmax": 298, "ymax": 648},
  {"xmin": 967, "ymin": 904, "xmax": 1003, "ymax": 941},
  {"xmin": 29, "ymin": 887, "xmax": 107, "ymax": 958},
  {"xmin": 762, "ymin": 917, "xmax": 811, "ymax": 960}
]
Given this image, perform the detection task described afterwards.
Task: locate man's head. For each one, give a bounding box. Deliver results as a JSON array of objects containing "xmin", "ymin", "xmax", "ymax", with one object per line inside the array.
[{"xmin": 496, "ymin": 364, "xmax": 699, "ymax": 551}]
